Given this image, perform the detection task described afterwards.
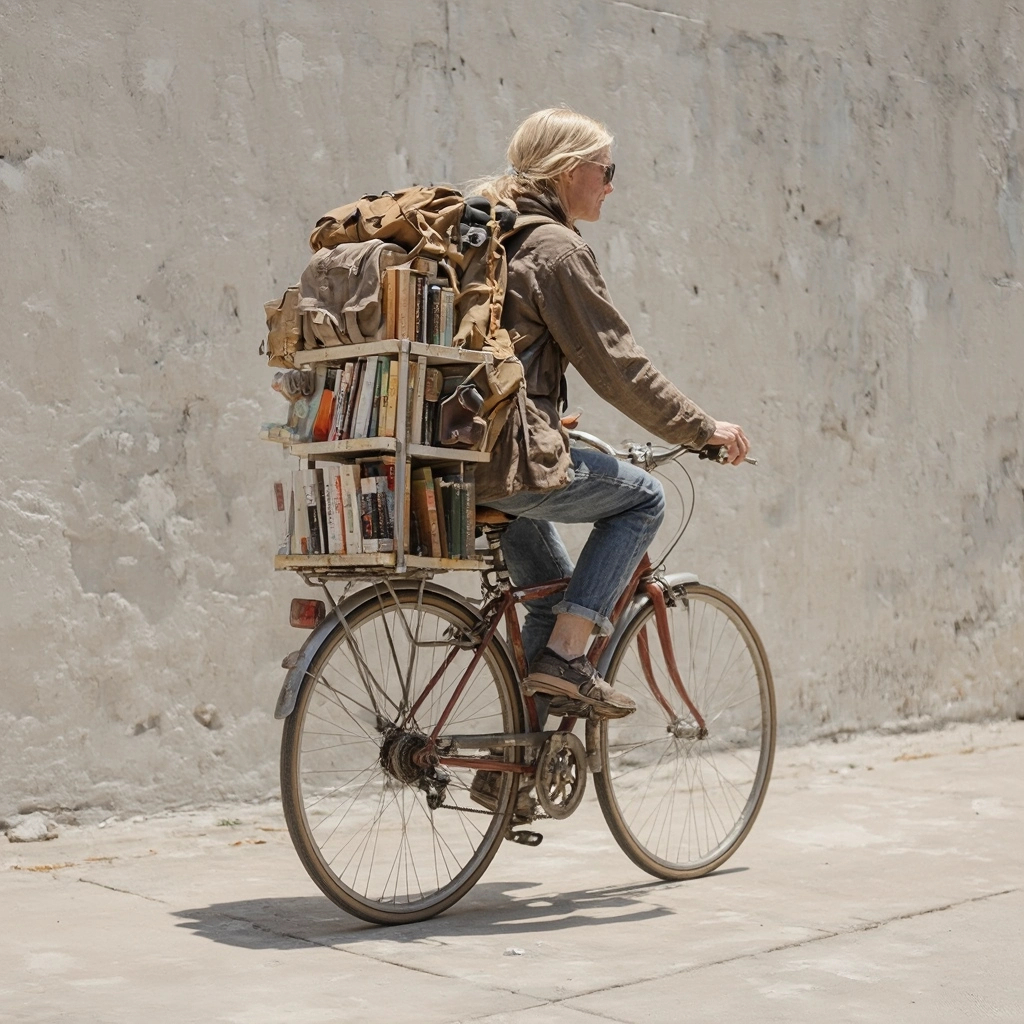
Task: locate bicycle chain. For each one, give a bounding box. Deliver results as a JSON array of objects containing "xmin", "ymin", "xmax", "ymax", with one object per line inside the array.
[{"xmin": 439, "ymin": 802, "xmax": 550, "ymax": 821}]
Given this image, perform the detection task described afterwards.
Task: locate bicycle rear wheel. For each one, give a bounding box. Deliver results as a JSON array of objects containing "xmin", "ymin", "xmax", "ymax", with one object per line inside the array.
[
  {"xmin": 595, "ymin": 583, "xmax": 775, "ymax": 879},
  {"xmin": 280, "ymin": 584, "xmax": 523, "ymax": 924}
]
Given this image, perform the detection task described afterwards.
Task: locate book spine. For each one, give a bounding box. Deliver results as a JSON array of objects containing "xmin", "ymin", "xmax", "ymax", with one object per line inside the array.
[
  {"xmin": 412, "ymin": 467, "xmax": 442, "ymax": 558},
  {"xmin": 410, "ymin": 356, "xmax": 427, "ymax": 445},
  {"xmin": 322, "ymin": 464, "xmax": 344, "ymax": 553},
  {"xmin": 385, "ymin": 359, "xmax": 400, "ymax": 437},
  {"xmin": 376, "ymin": 356, "xmax": 390, "ymax": 438},
  {"xmin": 415, "ymin": 275, "xmax": 428, "ymax": 345},
  {"xmin": 384, "ymin": 266, "xmax": 398, "ymax": 338},
  {"xmin": 339, "ymin": 462, "xmax": 362, "ymax": 554},
  {"xmin": 311, "ymin": 367, "xmax": 337, "ymax": 443},
  {"xmin": 352, "ymin": 355, "xmax": 378, "ymax": 439},
  {"xmin": 359, "ymin": 476, "xmax": 380, "ymax": 552},
  {"xmin": 441, "ymin": 287, "xmax": 455, "ymax": 346},
  {"xmin": 396, "ymin": 269, "xmax": 412, "ymax": 340},
  {"xmin": 367, "ymin": 356, "xmax": 385, "ymax": 437},
  {"xmin": 341, "ymin": 359, "xmax": 364, "ymax": 439},
  {"xmin": 427, "ymin": 284, "xmax": 441, "ymax": 345},
  {"xmin": 328, "ymin": 362, "xmax": 353, "ymax": 442},
  {"xmin": 434, "ymin": 477, "xmax": 450, "ymax": 559},
  {"xmin": 375, "ymin": 474, "xmax": 394, "ymax": 552}
]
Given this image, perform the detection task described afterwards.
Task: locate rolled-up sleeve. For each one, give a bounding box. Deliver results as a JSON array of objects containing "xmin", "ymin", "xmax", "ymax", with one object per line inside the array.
[{"xmin": 534, "ymin": 245, "xmax": 716, "ymax": 449}]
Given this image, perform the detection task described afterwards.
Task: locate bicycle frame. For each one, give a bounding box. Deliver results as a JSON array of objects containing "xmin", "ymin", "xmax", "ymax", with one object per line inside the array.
[{"xmin": 397, "ymin": 548, "xmax": 708, "ymax": 777}]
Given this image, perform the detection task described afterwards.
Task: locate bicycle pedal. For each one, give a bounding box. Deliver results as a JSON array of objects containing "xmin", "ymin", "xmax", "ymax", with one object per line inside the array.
[{"xmin": 506, "ymin": 828, "xmax": 544, "ymax": 847}]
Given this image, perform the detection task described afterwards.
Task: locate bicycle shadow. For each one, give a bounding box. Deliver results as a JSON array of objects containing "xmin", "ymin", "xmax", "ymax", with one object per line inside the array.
[{"xmin": 172, "ymin": 869, "xmax": 745, "ymax": 949}]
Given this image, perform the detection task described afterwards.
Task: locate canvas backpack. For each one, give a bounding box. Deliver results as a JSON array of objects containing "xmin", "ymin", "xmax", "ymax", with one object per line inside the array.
[{"xmin": 262, "ymin": 184, "xmax": 545, "ymax": 453}]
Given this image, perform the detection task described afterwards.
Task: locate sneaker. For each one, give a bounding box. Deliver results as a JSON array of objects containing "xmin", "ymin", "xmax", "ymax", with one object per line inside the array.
[
  {"xmin": 523, "ymin": 648, "xmax": 636, "ymax": 719},
  {"xmin": 469, "ymin": 769, "xmax": 538, "ymax": 823}
]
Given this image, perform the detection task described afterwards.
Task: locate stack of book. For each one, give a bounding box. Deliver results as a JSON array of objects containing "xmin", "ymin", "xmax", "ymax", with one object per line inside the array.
[
  {"xmin": 384, "ymin": 258, "xmax": 456, "ymax": 346},
  {"xmin": 409, "ymin": 467, "xmax": 476, "ymax": 560},
  {"xmin": 273, "ymin": 458, "xmax": 406, "ymax": 556}
]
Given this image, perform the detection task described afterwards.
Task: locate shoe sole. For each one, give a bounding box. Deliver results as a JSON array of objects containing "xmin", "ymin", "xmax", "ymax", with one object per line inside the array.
[{"xmin": 523, "ymin": 671, "xmax": 636, "ymax": 719}]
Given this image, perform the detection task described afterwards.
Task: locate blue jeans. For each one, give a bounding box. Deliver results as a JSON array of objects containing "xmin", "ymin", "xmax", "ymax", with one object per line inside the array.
[{"xmin": 487, "ymin": 447, "xmax": 665, "ymax": 668}]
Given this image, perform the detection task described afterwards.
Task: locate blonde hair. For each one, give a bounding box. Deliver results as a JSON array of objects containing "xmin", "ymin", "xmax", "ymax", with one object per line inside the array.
[{"xmin": 468, "ymin": 107, "xmax": 613, "ymax": 215}]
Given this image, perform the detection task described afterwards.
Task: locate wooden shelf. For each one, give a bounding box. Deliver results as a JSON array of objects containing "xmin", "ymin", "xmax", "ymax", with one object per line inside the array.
[
  {"xmin": 285, "ymin": 437, "xmax": 490, "ymax": 463},
  {"xmin": 293, "ymin": 339, "xmax": 493, "ymax": 368},
  {"xmin": 275, "ymin": 554, "xmax": 489, "ymax": 573}
]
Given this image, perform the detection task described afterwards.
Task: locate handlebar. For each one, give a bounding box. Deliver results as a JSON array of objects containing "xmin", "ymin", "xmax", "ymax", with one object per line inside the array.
[{"xmin": 567, "ymin": 430, "xmax": 758, "ymax": 470}]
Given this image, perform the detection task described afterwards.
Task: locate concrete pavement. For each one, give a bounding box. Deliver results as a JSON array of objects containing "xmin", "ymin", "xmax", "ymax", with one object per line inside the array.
[{"xmin": 2, "ymin": 720, "xmax": 1022, "ymax": 1023}]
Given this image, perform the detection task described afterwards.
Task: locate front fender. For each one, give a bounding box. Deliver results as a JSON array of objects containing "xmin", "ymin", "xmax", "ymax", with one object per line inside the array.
[
  {"xmin": 596, "ymin": 571, "xmax": 699, "ymax": 678},
  {"xmin": 273, "ymin": 579, "xmax": 504, "ymax": 720}
]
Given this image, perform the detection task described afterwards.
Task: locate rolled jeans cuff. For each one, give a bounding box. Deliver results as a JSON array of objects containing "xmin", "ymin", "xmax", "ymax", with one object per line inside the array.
[{"xmin": 552, "ymin": 600, "xmax": 613, "ymax": 638}]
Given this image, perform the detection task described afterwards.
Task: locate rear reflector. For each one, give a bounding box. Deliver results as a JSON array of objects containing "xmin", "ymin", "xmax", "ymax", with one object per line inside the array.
[{"xmin": 289, "ymin": 598, "xmax": 326, "ymax": 629}]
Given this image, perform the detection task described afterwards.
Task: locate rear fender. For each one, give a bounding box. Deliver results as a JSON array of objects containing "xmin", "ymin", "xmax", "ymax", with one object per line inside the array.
[
  {"xmin": 273, "ymin": 579, "xmax": 507, "ymax": 719},
  {"xmin": 596, "ymin": 571, "xmax": 699, "ymax": 678}
]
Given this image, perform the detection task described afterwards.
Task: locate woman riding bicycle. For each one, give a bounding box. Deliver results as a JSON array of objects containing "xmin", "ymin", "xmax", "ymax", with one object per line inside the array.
[{"xmin": 474, "ymin": 107, "xmax": 751, "ymax": 720}]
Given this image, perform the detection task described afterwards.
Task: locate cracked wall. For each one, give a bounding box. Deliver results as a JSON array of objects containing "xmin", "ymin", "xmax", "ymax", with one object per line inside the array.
[{"xmin": 1, "ymin": 0, "xmax": 1022, "ymax": 815}]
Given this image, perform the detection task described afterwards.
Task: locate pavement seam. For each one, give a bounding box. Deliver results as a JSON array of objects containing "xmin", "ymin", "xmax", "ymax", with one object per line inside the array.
[
  {"xmin": 548, "ymin": 886, "xmax": 1024, "ymax": 1009},
  {"xmin": 447, "ymin": 886, "xmax": 1024, "ymax": 1019},
  {"xmin": 77, "ymin": 877, "xmax": 168, "ymax": 904}
]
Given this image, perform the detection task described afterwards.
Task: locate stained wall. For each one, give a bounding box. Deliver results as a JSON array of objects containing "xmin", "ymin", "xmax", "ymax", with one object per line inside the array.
[{"xmin": 2, "ymin": 0, "xmax": 1022, "ymax": 815}]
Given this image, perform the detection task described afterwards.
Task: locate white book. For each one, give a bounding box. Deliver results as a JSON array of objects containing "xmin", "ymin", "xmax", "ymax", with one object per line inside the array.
[
  {"xmin": 351, "ymin": 355, "xmax": 379, "ymax": 439},
  {"xmin": 291, "ymin": 469, "xmax": 311, "ymax": 555},
  {"xmin": 410, "ymin": 355, "xmax": 427, "ymax": 445},
  {"xmin": 339, "ymin": 462, "xmax": 362, "ymax": 555},
  {"xmin": 301, "ymin": 468, "xmax": 326, "ymax": 556},
  {"xmin": 322, "ymin": 464, "xmax": 345, "ymax": 553}
]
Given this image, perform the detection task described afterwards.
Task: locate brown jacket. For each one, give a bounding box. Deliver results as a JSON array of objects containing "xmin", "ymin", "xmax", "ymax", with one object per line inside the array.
[{"xmin": 475, "ymin": 193, "xmax": 716, "ymax": 501}]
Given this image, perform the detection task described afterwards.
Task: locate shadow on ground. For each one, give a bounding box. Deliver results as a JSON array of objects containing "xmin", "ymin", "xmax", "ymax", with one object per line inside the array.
[{"xmin": 171, "ymin": 872, "xmax": 746, "ymax": 947}]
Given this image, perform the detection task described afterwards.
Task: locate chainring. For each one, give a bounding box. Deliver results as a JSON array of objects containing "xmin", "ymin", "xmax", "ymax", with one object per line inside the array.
[{"xmin": 534, "ymin": 731, "xmax": 587, "ymax": 819}]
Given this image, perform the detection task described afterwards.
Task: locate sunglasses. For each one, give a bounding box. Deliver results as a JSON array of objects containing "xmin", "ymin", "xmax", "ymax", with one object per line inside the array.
[{"xmin": 585, "ymin": 160, "xmax": 616, "ymax": 185}]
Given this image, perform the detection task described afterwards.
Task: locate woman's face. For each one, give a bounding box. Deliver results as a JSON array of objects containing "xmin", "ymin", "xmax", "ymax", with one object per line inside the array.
[{"xmin": 560, "ymin": 145, "xmax": 614, "ymax": 224}]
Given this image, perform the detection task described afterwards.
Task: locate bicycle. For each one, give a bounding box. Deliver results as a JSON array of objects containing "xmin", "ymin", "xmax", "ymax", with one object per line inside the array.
[{"xmin": 274, "ymin": 431, "xmax": 775, "ymax": 925}]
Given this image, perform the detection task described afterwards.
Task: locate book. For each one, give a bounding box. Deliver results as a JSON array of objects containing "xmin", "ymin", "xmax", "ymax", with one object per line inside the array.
[
  {"xmin": 411, "ymin": 466, "xmax": 442, "ymax": 558},
  {"xmin": 322, "ymin": 464, "xmax": 345, "ymax": 553},
  {"xmin": 384, "ymin": 359, "xmax": 400, "ymax": 437},
  {"xmin": 427, "ymin": 284, "xmax": 442, "ymax": 345},
  {"xmin": 386, "ymin": 265, "xmax": 423, "ymax": 341},
  {"xmin": 375, "ymin": 356, "xmax": 390, "ymax": 438},
  {"xmin": 359, "ymin": 476, "xmax": 380, "ymax": 552},
  {"xmin": 380, "ymin": 456, "xmax": 409, "ymax": 551},
  {"xmin": 351, "ymin": 355, "xmax": 378, "ymax": 438},
  {"xmin": 328, "ymin": 362, "xmax": 355, "ymax": 442},
  {"xmin": 367, "ymin": 356, "xmax": 386, "ymax": 437},
  {"xmin": 410, "ymin": 356, "xmax": 427, "ymax": 445},
  {"xmin": 305, "ymin": 469, "xmax": 326, "ymax": 555},
  {"xmin": 422, "ymin": 367, "xmax": 443, "ymax": 446},
  {"xmin": 311, "ymin": 367, "xmax": 337, "ymax": 443},
  {"xmin": 341, "ymin": 359, "xmax": 364, "ymax": 439},
  {"xmin": 434, "ymin": 476, "xmax": 450, "ymax": 559},
  {"xmin": 338, "ymin": 462, "xmax": 362, "ymax": 554},
  {"xmin": 440, "ymin": 287, "xmax": 455, "ymax": 346},
  {"xmin": 374, "ymin": 472, "xmax": 394, "ymax": 552}
]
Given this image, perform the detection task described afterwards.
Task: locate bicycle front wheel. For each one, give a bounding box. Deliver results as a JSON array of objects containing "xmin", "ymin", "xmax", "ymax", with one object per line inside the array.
[
  {"xmin": 595, "ymin": 583, "xmax": 775, "ymax": 879},
  {"xmin": 280, "ymin": 584, "xmax": 523, "ymax": 924}
]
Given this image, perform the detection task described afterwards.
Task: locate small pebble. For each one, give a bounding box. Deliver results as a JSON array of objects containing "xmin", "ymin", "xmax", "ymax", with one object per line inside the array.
[{"xmin": 504, "ymin": 947, "xmax": 525, "ymax": 957}]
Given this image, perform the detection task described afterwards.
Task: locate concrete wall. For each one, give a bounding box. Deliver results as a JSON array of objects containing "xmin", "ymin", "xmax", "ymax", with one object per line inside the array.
[{"xmin": 2, "ymin": 0, "xmax": 1022, "ymax": 817}]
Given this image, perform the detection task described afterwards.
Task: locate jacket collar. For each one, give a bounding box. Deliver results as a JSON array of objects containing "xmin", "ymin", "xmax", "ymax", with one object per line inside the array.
[{"xmin": 514, "ymin": 191, "xmax": 578, "ymax": 233}]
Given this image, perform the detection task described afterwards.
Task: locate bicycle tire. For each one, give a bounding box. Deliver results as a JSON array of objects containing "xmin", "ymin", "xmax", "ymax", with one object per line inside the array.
[
  {"xmin": 280, "ymin": 584, "xmax": 524, "ymax": 924},
  {"xmin": 595, "ymin": 583, "xmax": 775, "ymax": 880}
]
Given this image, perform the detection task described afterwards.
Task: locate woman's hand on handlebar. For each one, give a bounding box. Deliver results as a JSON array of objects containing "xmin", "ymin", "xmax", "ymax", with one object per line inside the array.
[{"xmin": 708, "ymin": 421, "xmax": 751, "ymax": 466}]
